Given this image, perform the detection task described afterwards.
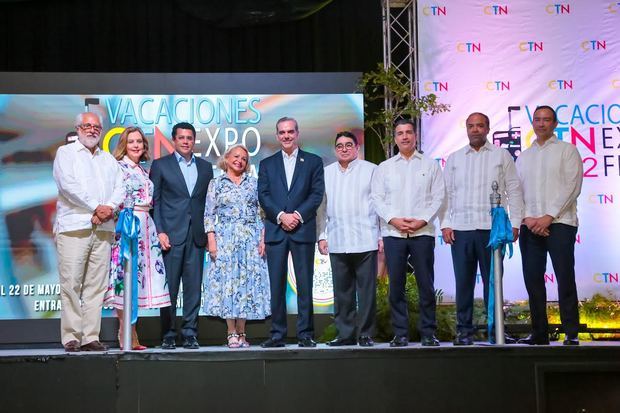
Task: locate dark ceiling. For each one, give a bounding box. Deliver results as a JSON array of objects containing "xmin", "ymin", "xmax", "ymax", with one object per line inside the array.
[
  {"xmin": 175, "ymin": 0, "xmax": 334, "ymax": 27},
  {"xmin": 0, "ymin": 0, "xmax": 335, "ymax": 27},
  {"xmin": 0, "ymin": 0, "xmax": 382, "ymax": 73}
]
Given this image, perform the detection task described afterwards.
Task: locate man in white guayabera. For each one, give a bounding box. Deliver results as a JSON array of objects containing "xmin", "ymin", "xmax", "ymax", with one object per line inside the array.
[{"xmin": 53, "ymin": 112, "xmax": 124, "ymax": 352}]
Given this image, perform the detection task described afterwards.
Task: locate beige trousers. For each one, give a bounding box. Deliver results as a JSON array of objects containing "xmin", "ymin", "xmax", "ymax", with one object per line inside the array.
[{"xmin": 56, "ymin": 229, "xmax": 113, "ymax": 345}]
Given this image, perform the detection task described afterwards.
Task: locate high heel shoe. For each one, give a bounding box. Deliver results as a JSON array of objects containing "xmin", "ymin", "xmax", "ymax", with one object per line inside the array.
[
  {"xmin": 119, "ymin": 343, "xmax": 148, "ymax": 350},
  {"xmin": 227, "ymin": 332, "xmax": 240, "ymax": 348},
  {"xmin": 130, "ymin": 329, "xmax": 147, "ymax": 350},
  {"xmin": 119, "ymin": 344, "xmax": 148, "ymax": 350},
  {"xmin": 237, "ymin": 332, "xmax": 250, "ymax": 348},
  {"xmin": 118, "ymin": 330, "xmax": 148, "ymax": 350}
]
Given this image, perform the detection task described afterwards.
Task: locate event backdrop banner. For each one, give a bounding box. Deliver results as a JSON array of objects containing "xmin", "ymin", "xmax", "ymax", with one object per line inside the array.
[
  {"xmin": 418, "ymin": 1, "xmax": 620, "ymax": 301},
  {"xmin": 0, "ymin": 93, "xmax": 364, "ymax": 320}
]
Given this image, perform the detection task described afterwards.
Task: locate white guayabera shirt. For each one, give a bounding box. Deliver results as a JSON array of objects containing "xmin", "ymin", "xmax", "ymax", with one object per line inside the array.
[
  {"xmin": 440, "ymin": 140, "xmax": 524, "ymax": 231},
  {"xmin": 317, "ymin": 159, "xmax": 380, "ymax": 253},
  {"xmin": 53, "ymin": 140, "xmax": 125, "ymax": 233},
  {"xmin": 371, "ymin": 151, "xmax": 445, "ymax": 238},
  {"xmin": 515, "ymin": 135, "xmax": 583, "ymax": 227}
]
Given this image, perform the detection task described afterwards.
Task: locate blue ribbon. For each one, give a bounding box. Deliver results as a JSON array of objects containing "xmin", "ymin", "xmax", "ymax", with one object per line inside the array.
[
  {"xmin": 115, "ymin": 208, "xmax": 140, "ymax": 325},
  {"xmin": 486, "ymin": 206, "xmax": 513, "ymax": 341}
]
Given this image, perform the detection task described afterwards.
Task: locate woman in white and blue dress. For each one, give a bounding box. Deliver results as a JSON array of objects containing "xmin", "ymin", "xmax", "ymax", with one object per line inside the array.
[
  {"xmin": 105, "ymin": 127, "xmax": 170, "ymax": 350},
  {"xmin": 203, "ymin": 144, "xmax": 271, "ymax": 348}
]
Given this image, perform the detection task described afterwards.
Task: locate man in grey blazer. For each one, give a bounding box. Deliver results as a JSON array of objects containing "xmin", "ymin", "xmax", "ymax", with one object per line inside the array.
[{"xmin": 150, "ymin": 122, "xmax": 213, "ymax": 349}]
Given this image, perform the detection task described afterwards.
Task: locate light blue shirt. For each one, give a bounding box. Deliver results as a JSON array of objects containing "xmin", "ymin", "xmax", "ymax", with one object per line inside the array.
[{"xmin": 174, "ymin": 151, "xmax": 198, "ymax": 195}]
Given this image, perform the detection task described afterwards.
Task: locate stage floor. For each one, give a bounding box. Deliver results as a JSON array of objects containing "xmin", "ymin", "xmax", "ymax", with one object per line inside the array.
[
  {"xmin": 2, "ymin": 341, "xmax": 619, "ymax": 413},
  {"xmin": 1, "ymin": 339, "xmax": 620, "ymax": 357}
]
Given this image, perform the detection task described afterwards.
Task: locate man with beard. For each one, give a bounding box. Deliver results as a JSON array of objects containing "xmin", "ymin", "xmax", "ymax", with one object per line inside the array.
[
  {"xmin": 53, "ymin": 112, "xmax": 125, "ymax": 352},
  {"xmin": 439, "ymin": 112, "xmax": 523, "ymax": 345}
]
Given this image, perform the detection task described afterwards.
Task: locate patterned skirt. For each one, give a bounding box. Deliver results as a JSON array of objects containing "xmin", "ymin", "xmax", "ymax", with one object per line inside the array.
[
  {"xmin": 202, "ymin": 221, "xmax": 271, "ymax": 320},
  {"xmin": 105, "ymin": 210, "xmax": 170, "ymax": 309}
]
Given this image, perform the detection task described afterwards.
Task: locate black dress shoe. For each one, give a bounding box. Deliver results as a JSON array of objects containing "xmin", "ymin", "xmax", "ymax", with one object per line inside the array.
[
  {"xmin": 453, "ymin": 335, "xmax": 473, "ymax": 346},
  {"xmin": 182, "ymin": 336, "xmax": 200, "ymax": 349},
  {"xmin": 326, "ymin": 337, "xmax": 356, "ymax": 346},
  {"xmin": 563, "ymin": 337, "xmax": 580, "ymax": 346},
  {"xmin": 260, "ymin": 338, "xmax": 286, "ymax": 348},
  {"xmin": 161, "ymin": 337, "xmax": 176, "ymax": 350},
  {"xmin": 389, "ymin": 336, "xmax": 409, "ymax": 347},
  {"xmin": 358, "ymin": 336, "xmax": 375, "ymax": 347},
  {"xmin": 517, "ymin": 335, "xmax": 550, "ymax": 345},
  {"xmin": 421, "ymin": 335, "xmax": 440, "ymax": 347},
  {"xmin": 298, "ymin": 337, "xmax": 317, "ymax": 347},
  {"xmin": 489, "ymin": 334, "xmax": 517, "ymax": 344}
]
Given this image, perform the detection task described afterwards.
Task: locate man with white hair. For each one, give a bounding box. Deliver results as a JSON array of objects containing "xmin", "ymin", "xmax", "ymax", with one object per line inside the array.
[{"xmin": 53, "ymin": 112, "xmax": 124, "ymax": 352}]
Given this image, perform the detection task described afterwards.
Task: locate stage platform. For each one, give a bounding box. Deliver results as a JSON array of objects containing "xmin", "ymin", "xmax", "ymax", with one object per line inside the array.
[{"xmin": 1, "ymin": 341, "xmax": 619, "ymax": 413}]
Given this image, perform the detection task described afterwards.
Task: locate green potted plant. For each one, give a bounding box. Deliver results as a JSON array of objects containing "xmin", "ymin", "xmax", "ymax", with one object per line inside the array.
[{"xmin": 358, "ymin": 63, "xmax": 450, "ymax": 159}]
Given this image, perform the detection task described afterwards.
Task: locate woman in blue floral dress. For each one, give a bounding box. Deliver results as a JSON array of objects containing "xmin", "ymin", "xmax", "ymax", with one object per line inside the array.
[
  {"xmin": 204, "ymin": 144, "xmax": 270, "ymax": 348},
  {"xmin": 105, "ymin": 127, "xmax": 170, "ymax": 350}
]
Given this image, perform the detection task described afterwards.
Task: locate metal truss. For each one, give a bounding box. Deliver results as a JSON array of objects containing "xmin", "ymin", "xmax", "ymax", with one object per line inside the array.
[{"xmin": 381, "ymin": 0, "xmax": 422, "ymax": 147}]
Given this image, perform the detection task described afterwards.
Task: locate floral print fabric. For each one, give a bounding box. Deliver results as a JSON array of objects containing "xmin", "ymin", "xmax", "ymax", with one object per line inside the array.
[
  {"xmin": 203, "ymin": 173, "xmax": 270, "ymax": 320},
  {"xmin": 105, "ymin": 158, "xmax": 170, "ymax": 309}
]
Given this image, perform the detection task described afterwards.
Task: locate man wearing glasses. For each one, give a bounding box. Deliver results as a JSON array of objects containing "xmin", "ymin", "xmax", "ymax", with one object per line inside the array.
[
  {"xmin": 53, "ymin": 112, "xmax": 125, "ymax": 352},
  {"xmin": 317, "ymin": 131, "xmax": 380, "ymax": 347}
]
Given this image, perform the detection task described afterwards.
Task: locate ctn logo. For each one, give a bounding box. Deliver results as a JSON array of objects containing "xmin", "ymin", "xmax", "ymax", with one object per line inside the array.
[
  {"xmin": 548, "ymin": 80, "xmax": 573, "ymax": 90},
  {"xmin": 424, "ymin": 81, "xmax": 448, "ymax": 92},
  {"xmin": 457, "ymin": 42, "xmax": 481, "ymax": 53},
  {"xmin": 519, "ymin": 41, "xmax": 543, "ymax": 52},
  {"xmin": 483, "ymin": 5, "xmax": 508, "ymax": 15},
  {"xmin": 545, "ymin": 3, "xmax": 570, "ymax": 14},
  {"xmin": 593, "ymin": 272, "xmax": 619, "ymax": 283},
  {"xmin": 422, "ymin": 5, "xmax": 447, "ymax": 15},
  {"xmin": 486, "ymin": 81, "xmax": 510, "ymax": 91},
  {"xmin": 608, "ymin": 2, "xmax": 620, "ymax": 13},
  {"xmin": 588, "ymin": 194, "xmax": 614, "ymax": 204},
  {"xmin": 613, "ymin": 79, "xmax": 620, "ymax": 89},
  {"xmin": 581, "ymin": 40, "xmax": 606, "ymax": 51}
]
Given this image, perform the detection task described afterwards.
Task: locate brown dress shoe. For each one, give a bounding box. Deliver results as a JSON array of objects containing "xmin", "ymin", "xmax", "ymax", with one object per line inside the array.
[
  {"xmin": 64, "ymin": 340, "xmax": 81, "ymax": 352},
  {"xmin": 81, "ymin": 341, "xmax": 108, "ymax": 351}
]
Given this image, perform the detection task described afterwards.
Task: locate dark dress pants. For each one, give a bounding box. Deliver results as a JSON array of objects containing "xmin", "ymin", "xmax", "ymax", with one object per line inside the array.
[
  {"xmin": 451, "ymin": 230, "xmax": 491, "ymax": 337},
  {"xmin": 329, "ymin": 250, "xmax": 378, "ymax": 340},
  {"xmin": 519, "ymin": 223, "xmax": 579, "ymax": 339},
  {"xmin": 265, "ymin": 238, "xmax": 315, "ymax": 341},
  {"xmin": 160, "ymin": 228, "xmax": 205, "ymax": 340},
  {"xmin": 383, "ymin": 235, "xmax": 436, "ymax": 338}
]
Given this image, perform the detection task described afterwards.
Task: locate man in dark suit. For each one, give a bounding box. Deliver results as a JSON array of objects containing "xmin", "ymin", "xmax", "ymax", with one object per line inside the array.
[
  {"xmin": 150, "ymin": 122, "xmax": 213, "ymax": 349},
  {"xmin": 258, "ymin": 117, "xmax": 324, "ymax": 347}
]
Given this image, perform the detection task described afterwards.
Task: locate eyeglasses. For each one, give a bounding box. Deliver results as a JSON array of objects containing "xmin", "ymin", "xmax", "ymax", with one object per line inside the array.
[
  {"xmin": 335, "ymin": 142, "xmax": 355, "ymax": 151},
  {"xmin": 78, "ymin": 123, "xmax": 103, "ymax": 132}
]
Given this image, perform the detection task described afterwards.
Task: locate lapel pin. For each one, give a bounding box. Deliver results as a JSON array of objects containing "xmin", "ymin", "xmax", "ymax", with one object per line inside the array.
[{"xmin": 300, "ymin": 158, "xmax": 305, "ymax": 162}]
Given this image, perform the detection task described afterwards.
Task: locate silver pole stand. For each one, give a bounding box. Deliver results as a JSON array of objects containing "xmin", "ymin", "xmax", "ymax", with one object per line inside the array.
[
  {"xmin": 490, "ymin": 181, "xmax": 505, "ymax": 345},
  {"xmin": 122, "ymin": 243, "xmax": 133, "ymax": 352}
]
